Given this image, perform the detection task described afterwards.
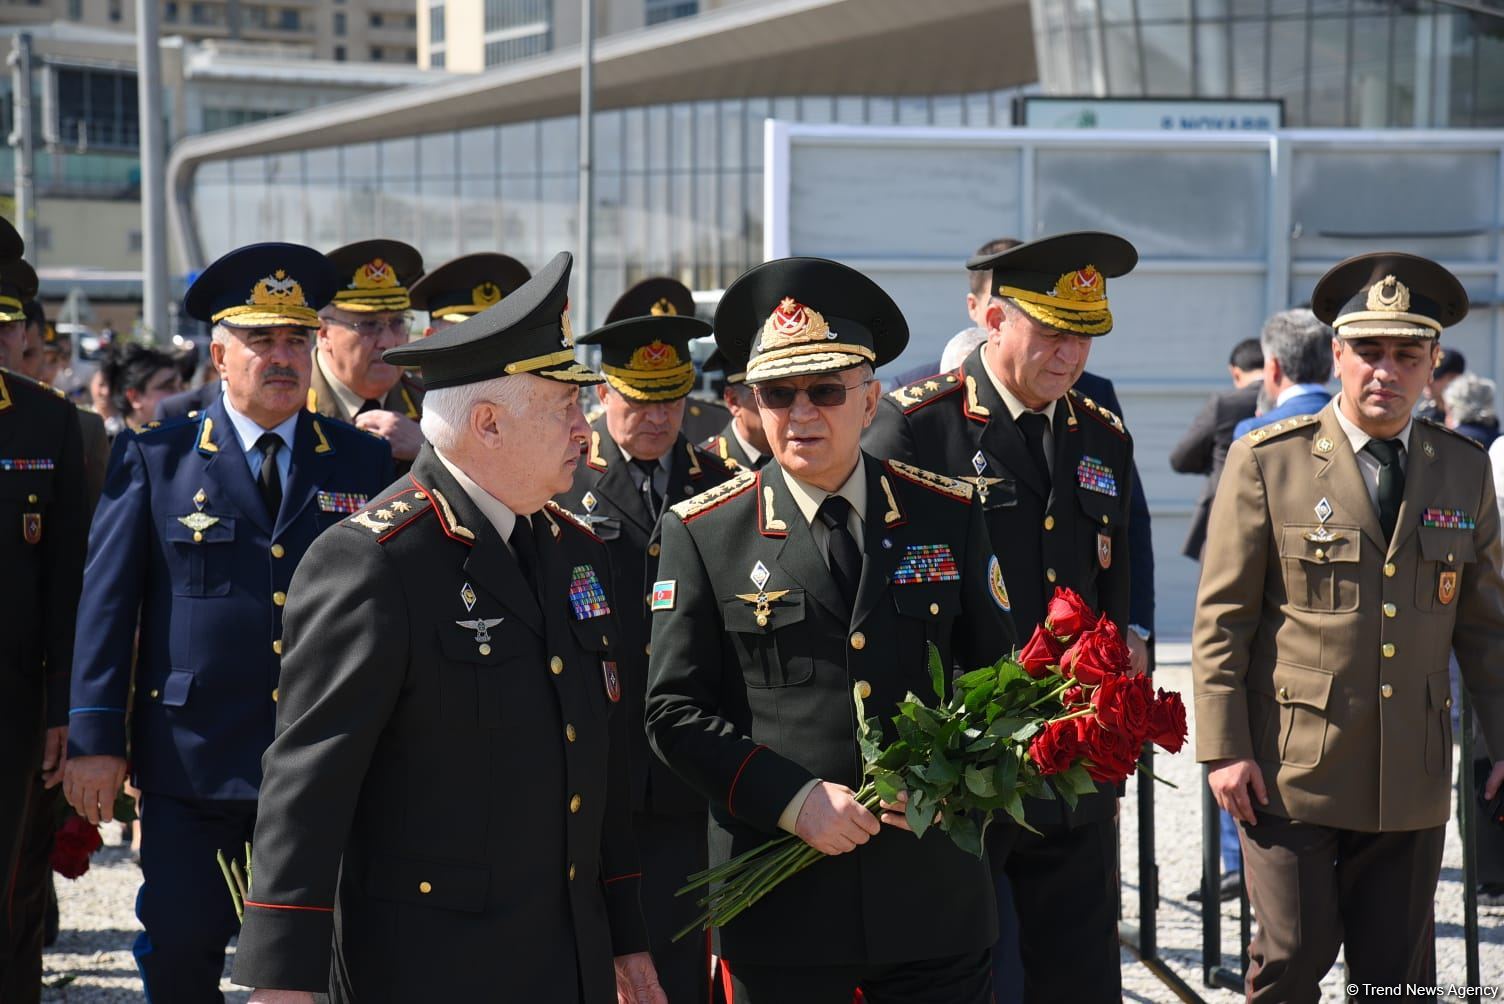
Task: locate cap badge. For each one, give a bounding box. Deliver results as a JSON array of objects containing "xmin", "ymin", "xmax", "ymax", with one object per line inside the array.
[
  {"xmin": 249, "ymin": 270, "xmax": 307, "ymax": 309},
  {"xmin": 650, "ymin": 297, "xmax": 678, "ymax": 317},
  {"xmin": 629, "ymin": 340, "xmax": 681, "ymax": 371},
  {"xmin": 1053, "ymin": 265, "xmax": 1104, "ymax": 303},
  {"xmin": 759, "ymin": 297, "xmax": 831, "ymax": 351},
  {"xmin": 472, "ymin": 282, "xmax": 502, "ymax": 309},
  {"xmin": 352, "ymin": 258, "xmax": 397, "ymax": 290},
  {"xmin": 1366, "ymin": 274, "xmax": 1410, "ymax": 313}
]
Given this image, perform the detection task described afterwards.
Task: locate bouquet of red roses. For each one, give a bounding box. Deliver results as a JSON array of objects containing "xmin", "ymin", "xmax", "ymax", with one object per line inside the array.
[
  {"xmin": 673, "ymin": 587, "xmax": 1187, "ymax": 939},
  {"xmin": 50, "ymin": 816, "xmax": 103, "ymax": 880}
]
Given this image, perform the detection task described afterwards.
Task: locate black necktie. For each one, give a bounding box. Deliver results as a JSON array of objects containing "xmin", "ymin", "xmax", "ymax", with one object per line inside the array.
[
  {"xmin": 509, "ymin": 517, "xmax": 540, "ymax": 596},
  {"xmin": 752, "ymin": 453, "xmax": 770, "ymax": 471},
  {"xmin": 633, "ymin": 459, "xmax": 663, "ymax": 518},
  {"xmin": 255, "ymin": 433, "xmax": 282, "ymax": 518},
  {"xmin": 816, "ymin": 495, "xmax": 862, "ymax": 614},
  {"xmin": 1365, "ymin": 438, "xmax": 1406, "ymax": 542},
  {"xmin": 1015, "ymin": 411, "xmax": 1051, "ymax": 485},
  {"xmin": 357, "ymin": 398, "xmax": 382, "ymax": 415}
]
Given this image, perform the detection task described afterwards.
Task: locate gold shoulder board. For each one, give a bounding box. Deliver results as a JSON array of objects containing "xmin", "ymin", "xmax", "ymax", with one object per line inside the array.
[
  {"xmin": 671, "ymin": 470, "xmax": 755, "ymax": 521},
  {"xmin": 885, "ymin": 459, "xmax": 974, "ymax": 502}
]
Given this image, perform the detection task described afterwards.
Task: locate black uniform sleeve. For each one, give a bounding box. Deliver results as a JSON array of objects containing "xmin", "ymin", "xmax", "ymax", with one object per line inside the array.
[
  {"xmin": 43, "ymin": 403, "xmax": 88, "ymax": 728},
  {"xmin": 1099, "ymin": 437, "xmax": 1136, "ymax": 632},
  {"xmin": 231, "ymin": 530, "xmax": 409, "ymax": 991},
  {"xmin": 644, "ymin": 514, "xmax": 816, "ymax": 834},
  {"xmin": 1125, "ymin": 457, "xmax": 1154, "ymax": 632},
  {"xmin": 861, "ymin": 399, "xmax": 919, "ymax": 466},
  {"xmin": 957, "ymin": 496, "xmax": 1017, "ymax": 667}
]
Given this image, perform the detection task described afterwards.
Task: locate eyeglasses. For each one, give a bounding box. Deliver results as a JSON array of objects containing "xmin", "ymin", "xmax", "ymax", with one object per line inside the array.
[
  {"xmin": 327, "ymin": 314, "xmax": 412, "ymax": 339},
  {"xmin": 753, "ymin": 378, "xmax": 872, "ymax": 410}
]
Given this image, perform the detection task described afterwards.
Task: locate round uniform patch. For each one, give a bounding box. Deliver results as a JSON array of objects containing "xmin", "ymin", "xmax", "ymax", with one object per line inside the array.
[{"xmin": 988, "ymin": 555, "xmax": 1010, "ymax": 612}]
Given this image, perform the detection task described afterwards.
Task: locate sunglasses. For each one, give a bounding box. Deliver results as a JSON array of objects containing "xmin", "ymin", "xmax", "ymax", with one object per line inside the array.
[
  {"xmin": 329, "ymin": 314, "xmax": 413, "ymax": 339},
  {"xmin": 753, "ymin": 378, "xmax": 872, "ymax": 410}
]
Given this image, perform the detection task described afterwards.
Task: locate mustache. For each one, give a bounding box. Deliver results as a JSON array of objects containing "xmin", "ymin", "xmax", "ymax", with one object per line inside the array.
[{"xmin": 262, "ymin": 366, "xmax": 300, "ymax": 381}]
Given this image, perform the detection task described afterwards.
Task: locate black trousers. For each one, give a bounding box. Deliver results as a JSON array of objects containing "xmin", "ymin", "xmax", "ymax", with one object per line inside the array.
[
  {"xmin": 0, "ymin": 777, "xmax": 57, "ymax": 1004},
  {"xmin": 0, "ymin": 686, "xmax": 44, "ymax": 1002},
  {"xmin": 1238, "ymin": 812, "xmax": 1443, "ymax": 1004},
  {"xmin": 635, "ymin": 810, "xmax": 711, "ymax": 1004},
  {"xmin": 729, "ymin": 949, "xmax": 992, "ymax": 1004},
  {"xmin": 135, "ymin": 793, "xmax": 257, "ymax": 1004},
  {"xmin": 985, "ymin": 816, "xmax": 1119, "ymax": 1004}
]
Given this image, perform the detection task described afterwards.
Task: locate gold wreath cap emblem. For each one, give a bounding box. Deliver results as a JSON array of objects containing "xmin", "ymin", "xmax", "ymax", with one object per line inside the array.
[
  {"xmin": 628, "ymin": 340, "xmax": 682, "ymax": 371},
  {"xmin": 1052, "ymin": 265, "xmax": 1105, "ymax": 303},
  {"xmin": 649, "ymin": 297, "xmax": 678, "ymax": 317},
  {"xmin": 473, "ymin": 282, "xmax": 502, "ymax": 308},
  {"xmin": 352, "ymin": 258, "xmax": 398, "ymax": 290},
  {"xmin": 758, "ymin": 297, "xmax": 832, "ymax": 351},
  {"xmin": 249, "ymin": 269, "xmax": 308, "ymax": 308},
  {"xmin": 1365, "ymin": 274, "xmax": 1411, "ymax": 313}
]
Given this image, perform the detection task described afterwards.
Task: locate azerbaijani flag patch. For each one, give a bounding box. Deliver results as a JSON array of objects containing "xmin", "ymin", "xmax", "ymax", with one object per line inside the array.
[{"xmin": 651, "ymin": 579, "xmax": 677, "ymax": 611}]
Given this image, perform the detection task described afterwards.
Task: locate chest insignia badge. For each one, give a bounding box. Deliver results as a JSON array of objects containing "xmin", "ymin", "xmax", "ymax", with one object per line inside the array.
[
  {"xmin": 178, "ymin": 511, "xmax": 220, "ymax": 543},
  {"xmin": 568, "ymin": 564, "xmax": 612, "ymax": 619},
  {"xmin": 455, "ymin": 617, "xmax": 503, "ymax": 655},
  {"xmin": 1315, "ymin": 497, "xmax": 1333, "ymax": 524}
]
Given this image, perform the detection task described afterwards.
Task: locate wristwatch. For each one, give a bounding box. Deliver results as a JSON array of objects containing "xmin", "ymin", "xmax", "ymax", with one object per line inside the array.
[{"xmin": 1127, "ymin": 624, "xmax": 1152, "ymax": 642}]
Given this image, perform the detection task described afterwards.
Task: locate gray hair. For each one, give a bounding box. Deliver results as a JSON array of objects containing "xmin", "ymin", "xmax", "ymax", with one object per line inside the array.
[
  {"xmin": 1444, "ymin": 372, "xmax": 1497, "ymax": 426},
  {"xmin": 940, "ymin": 326, "xmax": 988, "ymax": 371},
  {"xmin": 419, "ymin": 374, "xmax": 533, "ymax": 451},
  {"xmin": 1260, "ymin": 309, "xmax": 1333, "ymax": 385}
]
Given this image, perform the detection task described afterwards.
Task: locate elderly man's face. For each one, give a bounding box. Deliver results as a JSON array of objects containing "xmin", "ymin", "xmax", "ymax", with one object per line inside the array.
[
  {"xmin": 723, "ymin": 383, "xmax": 769, "ymax": 454},
  {"xmin": 212, "ymin": 325, "xmax": 313, "ymax": 428},
  {"xmin": 1334, "ymin": 336, "xmax": 1438, "ymax": 437},
  {"xmin": 754, "ymin": 367, "xmax": 878, "ymax": 492},
  {"xmin": 984, "ymin": 301, "xmax": 1092, "ymax": 410},
  {"xmin": 597, "ymin": 386, "xmax": 685, "ymax": 462},
  {"xmin": 0, "ymin": 319, "xmax": 25, "ymax": 371},
  {"xmin": 317, "ymin": 308, "xmax": 410, "ymax": 400}
]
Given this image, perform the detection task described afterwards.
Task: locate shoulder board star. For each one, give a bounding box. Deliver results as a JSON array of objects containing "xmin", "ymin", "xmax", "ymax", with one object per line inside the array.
[
  {"xmin": 884, "ymin": 459, "xmax": 974, "ymax": 502},
  {"xmin": 1244, "ymin": 412, "xmax": 1319, "ymax": 445},
  {"xmin": 391, "ymin": 500, "xmax": 412, "ymax": 513},
  {"xmin": 374, "ymin": 508, "xmax": 394, "ymax": 521},
  {"xmin": 671, "ymin": 470, "xmax": 756, "ymax": 522},
  {"xmin": 887, "ymin": 374, "xmax": 962, "ymax": 414},
  {"xmin": 1068, "ymin": 390, "xmax": 1127, "ymax": 437},
  {"xmin": 543, "ymin": 499, "xmax": 604, "ymax": 541},
  {"xmin": 342, "ymin": 488, "xmax": 433, "ymax": 542}
]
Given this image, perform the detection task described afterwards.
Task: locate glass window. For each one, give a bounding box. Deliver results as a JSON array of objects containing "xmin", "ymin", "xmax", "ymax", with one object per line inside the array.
[
  {"xmin": 334, "ymin": 11, "xmax": 346, "ymax": 35},
  {"xmin": 381, "ymin": 137, "xmax": 419, "ymax": 182},
  {"xmin": 428, "ymin": 6, "xmax": 443, "ymax": 42},
  {"xmin": 485, "ymin": 0, "xmax": 551, "ymax": 33},
  {"xmin": 1229, "ymin": 17, "xmax": 1268, "ymax": 99},
  {"xmin": 645, "ymin": 0, "xmax": 697, "ymax": 26},
  {"xmin": 1140, "ymin": 21, "xmax": 1192, "ymax": 94}
]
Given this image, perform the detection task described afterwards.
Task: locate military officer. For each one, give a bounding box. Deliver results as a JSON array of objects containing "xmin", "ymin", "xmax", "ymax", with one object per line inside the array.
[
  {"xmin": 233, "ymin": 252, "xmax": 662, "ymax": 1004},
  {"xmin": 864, "ymin": 231, "xmax": 1140, "ymax": 1002},
  {"xmin": 0, "ymin": 222, "xmax": 89, "ymax": 1004},
  {"xmin": 1194, "ymin": 252, "xmax": 1504, "ymax": 1001},
  {"xmin": 556, "ymin": 310, "xmax": 735, "ymax": 1003},
  {"xmin": 605, "ymin": 277, "xmax": 730, "ymax": 443},
  {"xmin": 64, "ymin": 243, "xmax": 393, "ymax": 1003},
  {"xmin": 700, "ymin": 347, "xmax": 772, "ymax": 473},
  {"xmin": 408, "ymin": 251, "xmax": 531, "ymax": 336},
  {"xmin": 17, "ymin": 300, "xmax": 107, "ymax": 504},
  {"xmin": 645, "ymin": 258, "xmax": 1015, "ymax": 1003},
  {"xmin": 313, "ymin": 240, "xmax": 427, "ymax": 470}
]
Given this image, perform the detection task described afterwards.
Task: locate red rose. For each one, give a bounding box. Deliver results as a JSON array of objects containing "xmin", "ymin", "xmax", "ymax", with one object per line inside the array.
[
  {"xmin": 1060, "ymin": 618, "xmax": 1131, "ymax": 686},
  {"xmin": 1044, "ymin": 587, "xmax": 1095, "ymax": 642},
  {"xmin": 1092, "ymin": 673, "xmax": 1156, "ymax": 744},
  {"xmin": 1018, "ymin": 624, "xmax": 1066, "ymax": 679},
  {"xmin": 1028, "ymin": 719, "xmax": 1083, "ymax": 776},
  {"xmin": 1147, "ymin": 689, "xmax": 1188, "ymax": 754},
  {"xmin": 1061, "ymin": 685, "xmax": 1086, "ymax": 708},
  {"xmin": 51, "ymin": 816, "xmax": 102, "ymax": 880},
  {"xmin": 1077, "ymin": 719, "xmax": 1141, "ymax": 784}
]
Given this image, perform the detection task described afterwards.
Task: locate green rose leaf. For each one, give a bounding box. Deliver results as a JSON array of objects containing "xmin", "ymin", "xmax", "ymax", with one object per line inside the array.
[{"xmin": 928, "ymin": 643, "xmax": 946, "ymax": 702}]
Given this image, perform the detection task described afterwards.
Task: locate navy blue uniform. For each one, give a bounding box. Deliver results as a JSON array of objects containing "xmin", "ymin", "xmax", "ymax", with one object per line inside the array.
[{"xmin": 68, "ymin": 393, "xmax": 391, "ymax": 1000}]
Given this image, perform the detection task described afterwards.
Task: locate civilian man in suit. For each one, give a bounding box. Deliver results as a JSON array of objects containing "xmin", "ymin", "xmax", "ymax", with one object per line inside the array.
[
  {"xmin": 0, "ymin": 223, "xmax": 90, "ymax": 1004},
  {"xmin": 865, "ymin": 232, "xmax": 1140, "ymax": 1002},
  {"xmin": 647, "ymin": 257, "xmax": 1015, "ymax": 1002},
  {"xmin": 1170, "ymin": 338, "xmax": 1263, "ymax": 561},
  {"xmin": 1195, "ymin": 253, "xmax": 1504, "ymax": 1000},
  {"xmin": 312, "ymin": 240, "xmax": 427, "ymax": 470},
  {"xmin": 1233, "ymin": 309, "xmax": 1333, "ymax": 440},
  {"xmin": 64, "ymin": 244, "xmax": 393, "ymax": 1002},
  {"xmin": 233, "ymin": 252, "xmax": 662, "ymax": 1004}
]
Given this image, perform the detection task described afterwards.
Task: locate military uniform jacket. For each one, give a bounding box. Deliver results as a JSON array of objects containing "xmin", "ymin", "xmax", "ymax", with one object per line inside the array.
[
  {"xmin": 232, "ymin": 446, "xmax": 647, "ymax": 1001},
  {"xmin": 0, "ymin": 370, "xmax": 88, "ymax": 729},
  {"xmin": 864, "ymin": 346, "xmax": 1134, "ymax": 826},
  {"xmin": 1193, "ymin": 402, "xmax": 1504, "ymax": 832},
  {"xmin": 644, "ymin": 456, "xmax": 1015, "ymax": 966},
  {"xmin": 68, "ymin": 395, "xmax": 393, "ymax": 799},
  {"xmin": 702, "ymin": 420, "xmax": 761, "ymax": 473},
  {"xmin": 308, "ymin": 358, "xmax": 424, "ymax": 475},
  {"xmin": 555, "ymin": 422, "xmax": 735, "ymax": 814},
  {"xmin": 680, "ymin": 394, "xmax": 731, "ymax": 447}
]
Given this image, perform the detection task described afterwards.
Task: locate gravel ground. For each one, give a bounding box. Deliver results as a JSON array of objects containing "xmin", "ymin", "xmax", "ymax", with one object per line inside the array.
[{"xmin": 40, "ymin": 647, "xmax": 1503, "ymax": 1002}]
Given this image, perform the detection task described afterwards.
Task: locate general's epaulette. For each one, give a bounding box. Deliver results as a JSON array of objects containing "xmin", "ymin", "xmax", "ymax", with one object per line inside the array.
[
  {"xmin": 691, "ymin": 441, "xmax": 735, "ymax": 479},
  {"xmin": 671, "ymin": 469, "xmax": 755, "ymax": 522},
  {"xmin": 341, "ymin": 485, "xmax": 434, "ymax": 543},
  {"xmin": 701, "ymin": 434, "xmax": 741, "ymax": 470},
  {"xmin": 1243, "ymin": 412, "xmax": 1319, "ymax": 446},
  {"xmin": 1418, "ymin": 416, "xmax": 1486, "ymax": 452},
  {"xmin": 542, "ymin": 499, "xmax": 603, "ymax": 542},
  {"xmin": 132, "ymin": 414, "xmax": 196, "ymax": 438},
  {"xmin": 1068, "ymin": 389, "xmax": 1127, "ymax": 437},
  {"xmin": 887, "ymin": 373, "xmax": 961, "ymax": 413},
  {"xmin": 884, "ymin": 459, "xmax": 974, "ymax": 502}
]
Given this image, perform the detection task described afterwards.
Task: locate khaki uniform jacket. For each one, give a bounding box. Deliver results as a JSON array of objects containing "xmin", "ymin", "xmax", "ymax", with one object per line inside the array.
[{"xmin": 1193, "ymin": 401, "xmax": 1504, "ymax": 832}]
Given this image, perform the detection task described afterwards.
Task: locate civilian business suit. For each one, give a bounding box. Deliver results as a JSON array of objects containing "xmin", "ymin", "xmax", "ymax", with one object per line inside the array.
[
  {"xmin": 1194, "ymin": 403, "xmax": 1504, "ymax": 998},
  {"xmin": 68, "ymin": 394, "xmax": 392, "ymax": 999},
  {"xmin": 554, "ymin": 423, "xmax": 734, "ymax": 1004},
  {"xmin": 645, "ymin": 457, "xmax": 1015, "ymax": 972},
  {"xmin": 1170, "ymin": 382, "xmax": 1261, "ymax": 559},
  {"xmin": 233, "ymin": 447, "xmax": 647, "ymax": 1001},
  {"xmin": 1232, "ymin": 388, "xmax": 1331, "ymax": 440}
]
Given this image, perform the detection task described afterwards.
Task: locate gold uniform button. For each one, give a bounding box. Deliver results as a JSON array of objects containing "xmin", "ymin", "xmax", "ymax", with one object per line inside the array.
[
  {"xmin": 419, "ymin": 881, "xmax": 432, "ymax": 894},
  {"xmin": 27, "ymin": 493, "xmax": 39, "ymax": 504},
  {"xmin": 569, "ymin": 794, "xmax": 582, "ymax": 813},
  {"xmin": 565, "ymin": 724, "xmax": 577, "ymax": 742},
  {"xmin": 478, "ymin": 643, "xmax": 492, "ymax": 656},
  {"xmin": 644, "ymin": 644, "xmax": 652, "ymax": 656},
  {"xmin": 1314, "ymin": 548, "xmax": 1325, "ymax": 560},
  {"xmin": 1046, "ymin": 568, "xmax": 1057, "ymax": 583},
  {"xmin": 649, "ymin": 543, "xmax": 661, "ymax": 558},
  {"xmin": 855, "ymin": 680, "xmax": 872, "ymax": 699},
  {"xmin": 1278, "ymin": 686, "xmax": 1289, "ymax": 700},
  {"xmin": 273, "ymin": 591, "xmax": 286, "ymax": 607},
  {"xmin": 849, "ymin": 632, "xmax": 866, "ymax": 651},
  {"xmin": 149, "ymin": 688, "xmax": 160, "ymax": 699},
  {"xmin": 1446, "ymin": 696, "xmax": 1454, "ymax": 709},
  {"xmin": 1101, "ymin": 515, "xmax": 1109, "ymax": 526},
  {"xmin": 1043, "ymin": 515, "xmax": 1055, "ymax": 531},
  {"xmin": 1381, "ymin": 643, "xmax": 1395, "ymax": 658},
  {"xmin": 550, "ymin": 656, "xmax": 564, "ymax": 675},
  {"xmin": 1380, "ymin": 683, "xmax": 1393, "ymax": 699},
  {"xmin": 929, "ymin": 602, "xmax": 940, "ymax": 615},
  {"xmin": 1383, "ymin": 562, "xmax": 1396, "ymax": 577},
  {"xmin": 1383, "ymin": 602, "xmax": 1397, "ymax": 618},
  {"xmin": 270, "ymin": 544, "xmax": 285, "ymax": 559},
  {"xmin": 414, "ymin": 491, "xmax": 427, "ymax": 500},
  {"xmin": 568, "ymin": 864, "xmax": 576, "ymax": 881},
  {"xmin": 271, "ymin": 688, "xmax": 279, "ymax": 703},
  {"xmin": 1447, "ymin": 552, "xmax": 1455, "ymax": 563},
  {"xmin": 272, "ymin": 639, "xmax": 283, "ymax": 655}
]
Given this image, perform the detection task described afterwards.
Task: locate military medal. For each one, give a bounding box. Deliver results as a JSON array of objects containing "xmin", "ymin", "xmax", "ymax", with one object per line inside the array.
[
  {"xmin": 1421, "ymin": 507, "xmax": 1474, "ymax": 530},
  {"xmin": 22, "ymin": 511, "xmax": 41, "ymax": 544},
  {"xmin": 735, "ymin": 561, "xmax": 789, "ymax": 628},
  {"xmin": 1077, "ymin": 456, "xmax": 1118, "ymax": 497},
  {"xmin": 455, "ymin": 617, "xmax": 503, "ymax": 655},
  {"xmin": 602, "ymin": 660, "xmax": 622, "ymax": 703},
  {"xmin": 317, "ymin": 490, "xmax": 368, "ymax": 514},
  {"xmin": 891, "ymin": 544, "xmax": 960, "ymax": 585},
  {"xmin": 177, "ymin": 511, "xmax": 220, "ymax": 543},
  {"xmin": 1097, "ymin": 531, "xmax": 1112, "ymax": 569},
  {"xmin": 568, "ymin": 564, "xmax": 611, "ymax": 619}
]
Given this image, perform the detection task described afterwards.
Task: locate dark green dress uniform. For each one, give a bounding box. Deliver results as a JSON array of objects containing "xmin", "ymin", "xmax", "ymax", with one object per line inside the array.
[
  {"xmin": 233, "ymin": 253, "xmax": 649, "ymax": 1002},
  {"xmin": 700, "ymin": 348, "xmax": 768, "ymax": 473},
  {"xmin": 557, "ymin": 312, "xmax": 735, "ymax": 1004},
  {"xmin": 864, "ymin": 231, "xmax": 1138, "ymax": 1003},
  {"xmin": 645, "ymin": 258, "xmax": 1015, "ymax": 1003}
]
